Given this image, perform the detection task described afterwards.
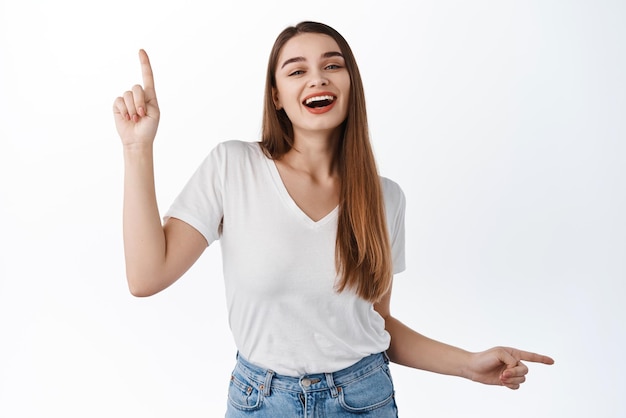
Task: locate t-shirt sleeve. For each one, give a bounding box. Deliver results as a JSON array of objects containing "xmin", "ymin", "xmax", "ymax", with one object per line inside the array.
[
  {"xmin": 382, "ymin": 177, "xmax": 406, "ymax": 275},
  {"xmin": 163, "ymin": 143, "xmax": 226, "ymax": 246}
]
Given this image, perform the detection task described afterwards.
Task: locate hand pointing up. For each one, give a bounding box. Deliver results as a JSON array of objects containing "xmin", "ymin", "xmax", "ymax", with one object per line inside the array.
[{"xmin": 113, "ymin": 49, "xmax": 160, "ymax": 146}]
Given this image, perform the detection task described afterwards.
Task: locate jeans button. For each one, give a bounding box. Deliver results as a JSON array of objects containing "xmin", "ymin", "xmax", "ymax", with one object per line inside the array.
[{"xmin": 302, "ymin": 378, "xmax": 311, "ymax": 387}]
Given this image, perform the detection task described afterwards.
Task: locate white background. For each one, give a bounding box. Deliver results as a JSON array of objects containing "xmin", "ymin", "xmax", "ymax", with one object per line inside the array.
[{"xmin": 1, "ymin": 0, "xmax": 624, "ymax": 417}]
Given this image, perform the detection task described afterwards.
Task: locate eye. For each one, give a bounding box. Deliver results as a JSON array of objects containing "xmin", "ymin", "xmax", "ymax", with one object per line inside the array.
[
  {"xmin": 288, "ymin": 70, "xmax": 305, "ymax": 76},
  {"xmin": 325, "ymin": 64, "xmax": 342, "ymax": 70}
]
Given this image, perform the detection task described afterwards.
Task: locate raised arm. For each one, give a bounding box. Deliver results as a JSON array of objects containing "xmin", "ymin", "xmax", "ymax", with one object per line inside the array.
[
  {"xmin": 113, "ymin": 49, "xmax": 207, "ymax": 297},
  {"xmin": 374, "ymin": 281, "xmax": 554, "ymax": 390}
]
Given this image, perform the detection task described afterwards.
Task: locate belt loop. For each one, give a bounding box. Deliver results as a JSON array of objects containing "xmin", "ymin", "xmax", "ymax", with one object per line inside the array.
[
  {"xmin": 262, "ymin": 370, "xmax": 274, "ymax": 397},
  {"xmin": 382, "ymin": 351, "xmax": 390, "ymax": 364},
  {"xmin": 325, "ymin": 372, "xmax": 339, "ymax": 398}
]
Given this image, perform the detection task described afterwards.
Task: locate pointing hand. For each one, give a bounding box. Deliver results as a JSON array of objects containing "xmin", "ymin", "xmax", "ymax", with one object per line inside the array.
[{"xmin": 113, "ymin": 49, "xmax": 160, "ymax": 146}]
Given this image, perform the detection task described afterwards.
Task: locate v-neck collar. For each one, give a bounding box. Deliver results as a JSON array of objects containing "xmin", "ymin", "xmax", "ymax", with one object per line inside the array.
[{"xmin": 261, "ymin": 146, "xmax": 339, "ymax": 228}]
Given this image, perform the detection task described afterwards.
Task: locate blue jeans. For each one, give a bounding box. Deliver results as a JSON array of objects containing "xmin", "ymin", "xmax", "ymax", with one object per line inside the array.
[{"xmin": 225, "ymin": 352, "xmax": 399, "ymax": 417}]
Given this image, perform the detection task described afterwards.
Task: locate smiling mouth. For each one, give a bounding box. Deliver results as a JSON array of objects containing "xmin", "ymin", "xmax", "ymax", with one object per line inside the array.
[{"xmin": 303, "ymin": 95, "xmax": 336, "ymax": 108}]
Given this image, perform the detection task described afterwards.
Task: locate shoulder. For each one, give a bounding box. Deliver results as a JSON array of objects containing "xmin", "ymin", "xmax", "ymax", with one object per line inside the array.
[
  {"xmin": 211, "ymin": 140, "xmax": 262, "ymax": 157},
  {"xmin": 379, "ymin": 176, "xmax": 406, "ymax": 205},
  {"xmin": 202, "ymin": 140, "xmax": 264, "ymax": 167},
  {"xmin": 191, "ymin": 140, "xmax": 262, "ymax": 176}
]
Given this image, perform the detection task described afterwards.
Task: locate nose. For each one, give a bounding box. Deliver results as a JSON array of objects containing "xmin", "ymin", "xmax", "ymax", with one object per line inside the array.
[{"xmin": 308, "ymin": 71, "xmax": 328, "ymax": 87}]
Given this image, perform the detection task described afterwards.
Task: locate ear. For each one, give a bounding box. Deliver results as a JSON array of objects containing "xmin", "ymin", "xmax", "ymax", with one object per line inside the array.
[{"xmin": 272, "ymin": 87, "xmax": 282, "ymax": 110}]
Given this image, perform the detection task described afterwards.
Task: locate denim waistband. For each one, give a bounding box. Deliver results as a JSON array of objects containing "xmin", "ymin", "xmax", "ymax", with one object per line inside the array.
[{"xmin": 233, "ymin": 352, "xmax": 390, "ymax": 396}]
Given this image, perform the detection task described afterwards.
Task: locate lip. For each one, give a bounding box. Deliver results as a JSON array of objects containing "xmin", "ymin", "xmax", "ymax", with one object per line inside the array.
[{"xmin": 302, "ymin": 91, "xmax": 337, "ymax": 115}]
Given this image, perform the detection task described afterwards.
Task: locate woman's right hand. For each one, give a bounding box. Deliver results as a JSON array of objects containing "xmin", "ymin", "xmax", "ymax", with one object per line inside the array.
[{"xmin": 113, "ymin": 49, "xmax": 160, "ymax": 147}]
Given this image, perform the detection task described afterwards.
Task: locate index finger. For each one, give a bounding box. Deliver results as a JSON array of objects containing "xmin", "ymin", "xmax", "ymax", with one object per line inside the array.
[
  {"xmin": 518, "ymin": 350, "xmax": 555, "ymax": 365},
  {"xmin": 139, "ymin": 49, "xmax": 155, "ymax": 90}
]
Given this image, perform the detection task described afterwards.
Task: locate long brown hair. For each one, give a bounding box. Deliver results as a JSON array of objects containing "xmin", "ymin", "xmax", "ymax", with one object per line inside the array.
[{"xmin": 260, "ymin": 21, "xmax": 392, "ymax": 302}]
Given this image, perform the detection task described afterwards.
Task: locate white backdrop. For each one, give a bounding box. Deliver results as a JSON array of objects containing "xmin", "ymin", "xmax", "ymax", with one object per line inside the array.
[{"xmin": 1, "ymin": 0, "xmax": 624, "ymax": 417}]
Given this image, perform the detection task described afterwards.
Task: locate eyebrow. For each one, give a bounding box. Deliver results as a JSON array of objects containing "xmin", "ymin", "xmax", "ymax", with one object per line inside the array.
[{"xmin": 280, "ymin": 51, "xmax": 344, "ymax": 69}]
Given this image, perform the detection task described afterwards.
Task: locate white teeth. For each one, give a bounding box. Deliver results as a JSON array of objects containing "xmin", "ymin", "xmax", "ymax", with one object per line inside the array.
[{"xmin": 305, "ymin": 95, "xmax": 334, "ymax": 105}]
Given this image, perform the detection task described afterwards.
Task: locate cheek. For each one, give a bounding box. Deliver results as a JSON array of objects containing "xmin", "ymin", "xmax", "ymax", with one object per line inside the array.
[
  {"xmin": 275, "ymin": 86, "xmax": 297, "ymax": 109},
  {"xmin": 340, "ymin": 77, "xmax": 351, "ymax": 103},
  {"xmin": 341, "ymin": 82, "xmax": 351, "ymax": 109}
]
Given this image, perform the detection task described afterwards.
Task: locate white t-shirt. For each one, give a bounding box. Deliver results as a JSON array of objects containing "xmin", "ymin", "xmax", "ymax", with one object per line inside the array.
[{"xmin": 164, "ymin": 140, "xmax": 406, "ymax": 376}]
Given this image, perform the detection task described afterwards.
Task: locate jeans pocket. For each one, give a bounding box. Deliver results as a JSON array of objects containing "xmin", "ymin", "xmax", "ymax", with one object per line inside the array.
[
  {"xmin": 337, "ymin": 364, "xmax": 395, "ymax": 413},
  {"xmin": 227, "ymin": 371, "xmax": 264, "ymax": 411}
]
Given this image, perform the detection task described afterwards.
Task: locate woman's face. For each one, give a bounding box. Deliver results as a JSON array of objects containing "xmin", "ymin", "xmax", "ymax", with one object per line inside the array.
[{"xmin": 273, "ymin": 33, "xmax": 351, "ymax": 140}]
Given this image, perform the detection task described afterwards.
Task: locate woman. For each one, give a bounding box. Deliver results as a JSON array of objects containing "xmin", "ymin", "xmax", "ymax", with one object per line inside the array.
[{"xmin": 113, "ymin": 21, "xmax": 553, "ymax": 417}]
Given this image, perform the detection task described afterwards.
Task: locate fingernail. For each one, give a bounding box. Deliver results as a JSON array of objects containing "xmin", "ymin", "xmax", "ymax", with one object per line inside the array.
[{"xmin": 138, "ymin": 107, "xmax": 145, "ymax": 117}]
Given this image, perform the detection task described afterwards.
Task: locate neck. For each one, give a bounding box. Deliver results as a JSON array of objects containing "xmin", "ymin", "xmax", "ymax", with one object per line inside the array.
[{"xmin": 285, "ymin": 129, "xmax": 340, "ymax": 177}]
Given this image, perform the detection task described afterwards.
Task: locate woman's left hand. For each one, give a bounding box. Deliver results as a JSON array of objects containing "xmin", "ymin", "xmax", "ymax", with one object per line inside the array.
[{"xmin": 467, "ymin": 347, "xmax": 554, "ymax": 390}]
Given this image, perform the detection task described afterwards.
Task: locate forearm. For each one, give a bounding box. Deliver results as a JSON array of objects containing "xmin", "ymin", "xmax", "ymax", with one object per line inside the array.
[
  {"xmin": 122, "ymin": 143, "xmax": 167, "ymax": 294},
  {"xmin": 385, "ymin": 315, "xmax": 472, "ymax": 379}
]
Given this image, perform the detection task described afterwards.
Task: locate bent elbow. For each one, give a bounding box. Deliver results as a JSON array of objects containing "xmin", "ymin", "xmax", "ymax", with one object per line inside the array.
[
  {"xmin": 125, "ymin": 266, "xmax": 177, "ymax": 297},
  {"xmin": 126, "ymin": 272, "xmax": 160, "ymax": 297},
  {"xmin": 128, "ymin": 283, "xmax": 155, "ymax": 297}
]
